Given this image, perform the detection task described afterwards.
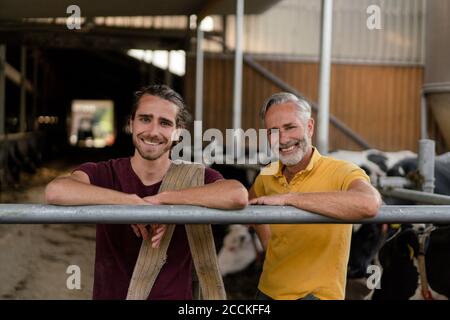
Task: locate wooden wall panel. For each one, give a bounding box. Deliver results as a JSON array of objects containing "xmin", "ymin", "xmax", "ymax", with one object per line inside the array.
[{"xmin": 185, "ymin": 54, "xmax": 423, "ymax": 152}]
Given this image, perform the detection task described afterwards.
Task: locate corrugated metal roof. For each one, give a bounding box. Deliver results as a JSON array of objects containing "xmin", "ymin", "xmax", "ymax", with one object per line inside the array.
[{"xmin": 223, "ymin": 0, "xmax": 426, "ymax": 65}]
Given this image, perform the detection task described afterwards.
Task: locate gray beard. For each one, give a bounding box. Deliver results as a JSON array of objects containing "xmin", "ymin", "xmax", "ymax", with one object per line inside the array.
[{"xmin": 279, "ymin": 136, "xmax": 310, "ymax": 166}]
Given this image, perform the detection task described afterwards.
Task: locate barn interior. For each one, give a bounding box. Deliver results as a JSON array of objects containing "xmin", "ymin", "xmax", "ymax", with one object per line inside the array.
[{"xmin": 0, "ymin": 0, "xmax": 449, "ymax": 300}]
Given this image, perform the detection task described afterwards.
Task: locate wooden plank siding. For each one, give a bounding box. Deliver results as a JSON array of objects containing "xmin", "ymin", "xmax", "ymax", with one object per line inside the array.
[{"xmin": 185, "ymin": 54, "xmax": 424, "ymax": 152}]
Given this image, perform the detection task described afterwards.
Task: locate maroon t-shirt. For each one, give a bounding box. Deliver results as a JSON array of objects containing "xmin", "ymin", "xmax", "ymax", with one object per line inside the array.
[{"xmin": 74, "ymin": 157, "xmax": 223, "ymax": 300}]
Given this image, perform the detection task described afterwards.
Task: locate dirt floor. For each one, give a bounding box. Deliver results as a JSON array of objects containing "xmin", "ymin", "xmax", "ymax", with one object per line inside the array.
[{"xmin": 0, "ymin": 163, "xmax": 96, "ymax": 299}]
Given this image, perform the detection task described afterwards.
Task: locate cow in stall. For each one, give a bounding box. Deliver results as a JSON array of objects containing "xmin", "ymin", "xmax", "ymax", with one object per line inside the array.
[
  {"xmin": 370, "ymin": 152, "xmax": 450, "ymax": 300},
  {"xmin": 372, "ymin": 224, "xmax": 450, "ymax": 300},
  {"xmin": 328, "ymin": 149, "xmax": 417, "ymax": 184},
  {"xmin": 347, "ymin": 152, "xmax": 450, "ymax": 299},
  {"xmin": 218, "ymin": 224, "xmax": 264, "ymax": 276}
]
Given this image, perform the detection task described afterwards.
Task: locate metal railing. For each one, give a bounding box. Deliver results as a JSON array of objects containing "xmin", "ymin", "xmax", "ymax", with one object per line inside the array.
[
  {"xmin": 1, "ymin": 204, "xmax": 450, "ymax": 224},
  {"xmin": 380, "ymin": 188, "xmax": 450, "ymax": 206}
]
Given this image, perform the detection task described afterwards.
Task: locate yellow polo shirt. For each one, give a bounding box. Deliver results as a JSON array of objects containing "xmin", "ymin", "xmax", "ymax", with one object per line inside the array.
[{"xmin": 252, "ymin": 147, "xmax": 370, "ymax": 300}]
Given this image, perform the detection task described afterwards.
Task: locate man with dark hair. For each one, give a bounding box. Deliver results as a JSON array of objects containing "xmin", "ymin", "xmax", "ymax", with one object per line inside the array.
[{"xmin": 46, "ymin": 84, "xmax": 248, "ymax": 300}]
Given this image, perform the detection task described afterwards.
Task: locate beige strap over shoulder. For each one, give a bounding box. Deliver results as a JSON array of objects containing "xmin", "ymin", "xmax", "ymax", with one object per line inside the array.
[{"xmin": 126, "ymin": 161, "xmax": 226, "ymax": 300}]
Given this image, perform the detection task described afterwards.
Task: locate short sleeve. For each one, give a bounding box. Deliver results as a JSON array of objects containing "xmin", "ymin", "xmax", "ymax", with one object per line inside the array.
[
  {"xmin": 204, "ymin": 167, "xmax": 224, "ymax": 184},
  {"xmin": 339, "ymin": 162, "xmax": 371, "ymax": 191},
  {"xmin": 72, "ymin": 162, "xmax": 98, "ymax": 185},
  {"xmin": 251, "ymin": 174, "xmax": 265, "ymax": 197}
]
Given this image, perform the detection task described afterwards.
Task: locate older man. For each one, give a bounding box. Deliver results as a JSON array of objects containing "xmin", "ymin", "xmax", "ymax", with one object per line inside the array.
[
  {"xmin": 249, "ymin": 92, "xmax": 382, "ymax": 300},
  {"xmin": 45, "ymin": 85, "xmax": 248, "ymax": 300}
]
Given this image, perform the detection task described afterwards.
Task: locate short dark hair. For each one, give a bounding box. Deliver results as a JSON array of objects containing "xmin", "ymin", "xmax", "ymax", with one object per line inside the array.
[{"xmin": 131, "ymin": 84, "xmax": 191, "ymax": 129}]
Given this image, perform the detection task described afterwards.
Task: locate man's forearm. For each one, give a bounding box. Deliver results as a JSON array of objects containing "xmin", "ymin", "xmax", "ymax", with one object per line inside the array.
[
  {"xmin": 286, "ymin": 191, "xmax": 380, "ymax": 220},
  {"xmin": 45, "ymin": 177, "xmax": 142, "ymax": 205},
  {"xmin": 156, "ymin": 179, "xmax": 248, "ymax": 209}
]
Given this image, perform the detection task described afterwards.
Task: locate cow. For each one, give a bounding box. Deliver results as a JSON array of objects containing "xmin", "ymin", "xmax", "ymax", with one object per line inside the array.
[
  {"xmin": 386, "ymin": 152, "xmax": 450, "ymax": 197},
  {"xmin": 348, "ymin": 152, "xmax": 450, "ymax": 299},
  {"xmin": 217, "ymin": 224, "xmax": 263, "ymax": 276},
  {"xmin": 329, "ymin": 149, "xmax": 416, "ymax": 184},
  {"xmin": 372, "ymin": 224, "xmax": 450, "ymax": 300},
  {"xmin": 348, "ymin": 224, "xmax": 395, "ymax": 279}
]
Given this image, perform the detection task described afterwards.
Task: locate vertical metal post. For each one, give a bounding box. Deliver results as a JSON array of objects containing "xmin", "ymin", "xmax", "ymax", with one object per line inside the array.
[
  {"xmin": 32, "ymin": 49, "xmax": 38, "ymax": 131},
  {"xmin": 195, "ymin": 25, "xmax": 204, "ymax": 161},
  {"xmin": 232, "ymin": 0, "xmax": 244, "ymax": 130},
  {"xmin": 317, "ymin": 0, "xmax": 334, "ymax": 155},
  {"xmin": 418, "ymin": 139, "xmax": 435, "ymax": 193},
  {"xmin": 0, "ymin": 45, "xmax": 5, "ymax": 136},
  {"xmin": 420, "ymin": 91, "xmax": 428, "ymax": 139},
  {"xmin": 19, "ymin": 46, "xmax": 27, "ymax": 132}
]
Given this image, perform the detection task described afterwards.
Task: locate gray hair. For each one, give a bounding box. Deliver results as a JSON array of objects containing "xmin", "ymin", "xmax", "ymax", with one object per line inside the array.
[{"xmin": 260, "ymin": 92, "xmax": 312, "ymax": 124}]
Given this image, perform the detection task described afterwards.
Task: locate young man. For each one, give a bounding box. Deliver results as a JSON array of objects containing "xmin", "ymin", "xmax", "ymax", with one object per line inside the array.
[
  {"xmin": 45, "ymin": 85, "xmax": 248, "ymax": 299},
  {"xmin": 250, "ymin": 92, "xmax": 382, "ymax": 300}
]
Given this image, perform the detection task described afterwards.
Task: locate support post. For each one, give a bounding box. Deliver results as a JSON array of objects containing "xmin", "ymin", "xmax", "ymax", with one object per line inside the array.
[
  {"xmin": 232, "ymin": 0, "xmax": 244, "ymax": 130},
  {"xmin": 418, "ymin": 139, "xmax": 435, "ymax": 193},
  {"xmin": 194, "ymin": 25, "xmax": 204, "ymax": 161},
  {"xmin": 317, "ymin": 0, "xmax": 334, "ymax": 154}
]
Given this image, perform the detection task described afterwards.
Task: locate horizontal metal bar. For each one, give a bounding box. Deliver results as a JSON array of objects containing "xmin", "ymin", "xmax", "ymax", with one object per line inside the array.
[
  {"xmin": 380, "ymin": 188, "xmax": 450, "ymax": 205},
  {"xmin": 423, "ymin": 82, "xmax": 450, "ymax": 94},
  {"xmin": 1, "ymin": 204, "xmax": 450, "ymax": 224}
]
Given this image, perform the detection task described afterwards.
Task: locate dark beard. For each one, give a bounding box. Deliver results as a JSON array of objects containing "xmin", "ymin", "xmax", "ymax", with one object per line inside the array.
[{"xmin": 133, "ymin": 136, "xmax": 171, "ymax": 161}]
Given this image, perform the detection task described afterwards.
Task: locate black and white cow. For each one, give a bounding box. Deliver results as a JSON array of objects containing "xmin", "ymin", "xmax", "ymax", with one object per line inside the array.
[
  {"xmin": 329, "ymin": 149, "xmax": 416, "ymax": 184},
  {"xmin": 386, "ymin": 152, "xmax": 450, "ymax": 198},
  {"xmin": 348, "ymin": 152, "xmax": 450, "ymax": 299},
  {"xmin": 217, "ymin": 224, "xmax": 263, "ymax": 276},
  {"xmin": 347, "ymin": 224, "xmax": 399, "ymax": 279},
  {"xmin": 372, "ymin": 224, "xmax": 450, "ymax": 300}
]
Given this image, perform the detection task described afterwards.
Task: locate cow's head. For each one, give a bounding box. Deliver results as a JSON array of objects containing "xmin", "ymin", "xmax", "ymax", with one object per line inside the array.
[
  {"xmin": 348, "ymin": 224, "xmax": 385, "ymax": 278},
  {"xmin": 348, "ymin": 224, "xmax": 401, "ymax": 279},
  {"xmin": 372, "ymin": 225, "xmax": 420, "ymax": 300}
]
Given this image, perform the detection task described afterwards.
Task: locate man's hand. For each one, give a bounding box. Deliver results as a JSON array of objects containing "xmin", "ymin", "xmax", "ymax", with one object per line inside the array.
[
  {"xmin": 131, "ymin": 224, "xmax": 167, "ymax": 248},
  {"xmin": 131, "ymin": 195, "xmax": 167, "ymax": 248},
  {"xmin": 249, "ymin": 194, "xmax": 290, "ymax": 206},
  {"xmin": 142, "ymin": 194, "xmax": 163, "ymax": 205}
]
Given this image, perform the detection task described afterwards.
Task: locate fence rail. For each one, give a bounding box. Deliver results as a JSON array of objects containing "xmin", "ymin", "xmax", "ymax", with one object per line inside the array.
[{"xmin": 1, "ymin": 204, "xmax": 450, "ymax": 224}]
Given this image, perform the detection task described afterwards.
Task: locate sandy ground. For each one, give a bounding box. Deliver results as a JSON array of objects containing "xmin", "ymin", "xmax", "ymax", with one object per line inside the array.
[{"xmin": 0, "ymin": 165, "xmax": 95, "ymax": 299}]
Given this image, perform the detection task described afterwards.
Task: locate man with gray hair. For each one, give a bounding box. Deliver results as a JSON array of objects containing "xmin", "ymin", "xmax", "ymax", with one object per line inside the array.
[{"xmin": 249, "ymin": 92, "xmax": 382, "ymax": 300}]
